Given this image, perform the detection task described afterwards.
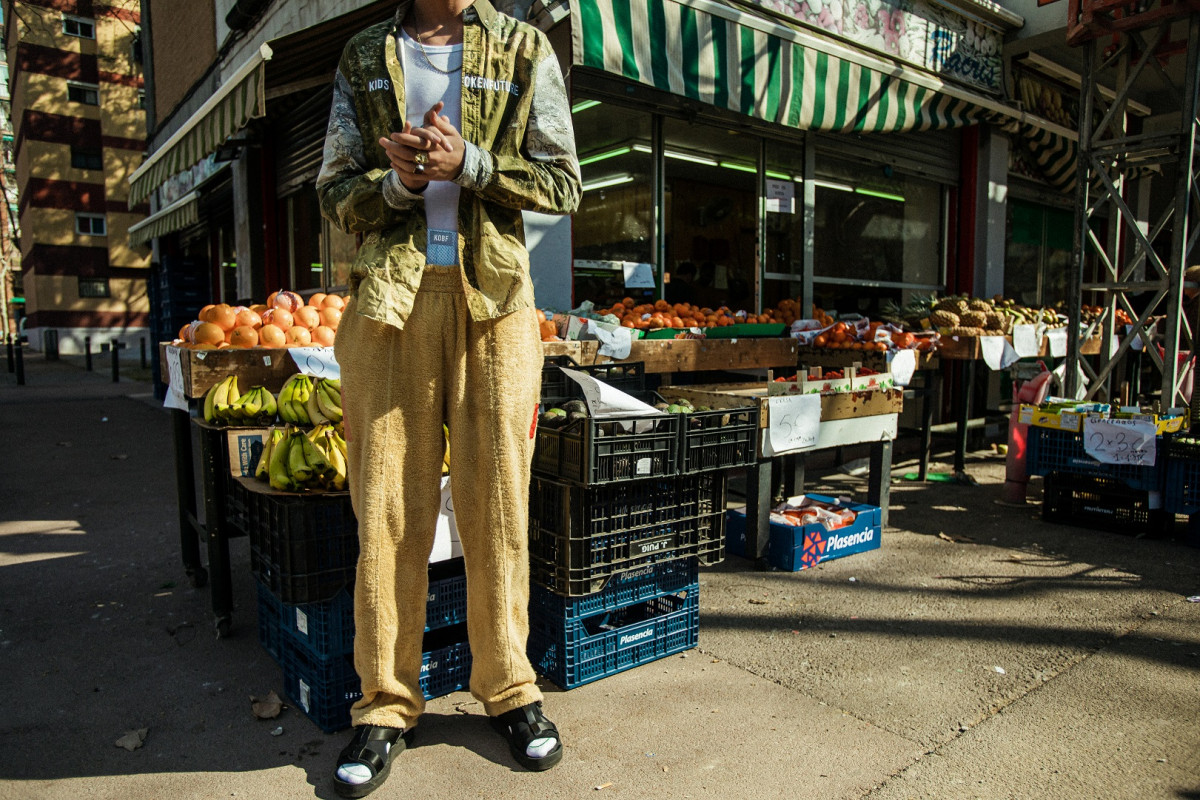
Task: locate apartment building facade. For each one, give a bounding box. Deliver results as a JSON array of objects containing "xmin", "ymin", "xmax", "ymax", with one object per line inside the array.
[{"xmin": 4, "ymin": 0, "xmax": 147, "ymax": 355}]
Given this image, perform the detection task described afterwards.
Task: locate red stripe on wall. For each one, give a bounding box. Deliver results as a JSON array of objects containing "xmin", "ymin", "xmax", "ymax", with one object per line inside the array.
[
  {"xmin": 96, "ymin": 5, "xmax": 140, "ymax": 23},
  {"xmin": 20, "ymin": 178, "xmax": 107, "ymax": 217},
  {"xmin": 15, "ymin": 0, "xmax": 94, "ymax": 14},
  {"xmin": 101, "ymin": 134, "xmax": 146, "ymax": 152},
  {"xmin": 25, "ymin": 310, "xmax": 150, "ymax": 329},
  {"xmin": 15, "ymin": 42, "xmax": 99, "ymax": 83},
  {"xmin": 15, "ymin": 110, "xmax": 102, "ymax": 158},
  {"xmin": 98, "ymin": 70, "xmax": 144, "ymax": 88}
]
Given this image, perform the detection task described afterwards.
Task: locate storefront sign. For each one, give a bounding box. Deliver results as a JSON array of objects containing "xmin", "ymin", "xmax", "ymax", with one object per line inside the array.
[
  {"xmin": 765, "ymin": 179, "xmax": 796, "ymax": 214},
  {"xmin": 623, "ymin": 261, "xmax": 656, "ymax": 289}
]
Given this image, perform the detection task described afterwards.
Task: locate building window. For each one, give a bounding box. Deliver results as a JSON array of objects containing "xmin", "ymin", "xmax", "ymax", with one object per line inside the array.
[
  {"xmin": 76, "ymin": 213, "xmax": 107, "ymax": 236},
  {"xmin": 67, "ymin": 82, "xmax": 99, "ymax": 105},
  {"xmin": 71, "ymin": 147, "xmax": 103, "ymax": 170},
  {"xmin": 62, "ymin": 15, "xmax": 95, "ymax": 39},
  {"xmin": 78, "ymin": 277, "xmax": 111, "ymax": 298}
]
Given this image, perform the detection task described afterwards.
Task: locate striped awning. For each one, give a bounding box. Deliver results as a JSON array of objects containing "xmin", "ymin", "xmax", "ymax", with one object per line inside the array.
[
  {"xmin": 1006, "ymin": 122, "xmax": 1078, "ymax": 194},
  {"xmin": 570, "ymin": 0, "xmax": 1075, "ymax": 138},
  {"xmin": 127, "ymin": 191, "xmax": 201, "ymax": 247},
  {"xmin": 127, "ymin": 42, "xmax": 273, "ymax": 206}
]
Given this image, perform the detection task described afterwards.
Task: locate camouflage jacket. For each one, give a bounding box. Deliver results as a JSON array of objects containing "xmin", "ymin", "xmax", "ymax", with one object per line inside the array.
[{"xmin": 316, "ymin": 0, "xmax": 581, "ymax": 329}]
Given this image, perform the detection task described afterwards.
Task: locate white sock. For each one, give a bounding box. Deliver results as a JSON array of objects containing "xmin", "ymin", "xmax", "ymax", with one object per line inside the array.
[
  {"xmin": 526, "ymin": 736, "xmax": 557, "ymax": 759},
  {"xmin": 337, "ymin": 740, "xmax": 392, "ymax": 785}
]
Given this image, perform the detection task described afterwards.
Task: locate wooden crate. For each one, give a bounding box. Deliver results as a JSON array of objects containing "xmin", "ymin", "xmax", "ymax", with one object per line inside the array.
[
  {"xmin": 660, "ymin": 383, "xmax": 904, "ymax": 425},
  {"xmin": 542, "ymin": 338, "xmax": 798, "ymax": 374},
  {"xmin": 160, "ymin": 343, "xmax": 299, "ymax": 399},
  {"xmin": 796, "ymin": 346, "xmax": 939, "ymax": 371}
]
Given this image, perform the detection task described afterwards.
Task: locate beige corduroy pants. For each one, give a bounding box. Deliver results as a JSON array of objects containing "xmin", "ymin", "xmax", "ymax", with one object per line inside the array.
[{"xmin": 334, "ymin": 265, "xmax": 543, "ymax": 731}]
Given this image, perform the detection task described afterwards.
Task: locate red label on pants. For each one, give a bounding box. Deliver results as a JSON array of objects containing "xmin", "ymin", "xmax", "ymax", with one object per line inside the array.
[{"xmin": 529, "ymin": 403, "xmax": 539, "ymax": 439}]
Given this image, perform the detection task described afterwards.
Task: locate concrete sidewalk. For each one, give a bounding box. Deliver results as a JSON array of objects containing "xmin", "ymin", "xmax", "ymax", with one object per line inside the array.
[{"xmin": 1, "ymin": 351, "xmax": 1198, "ymax": 800}]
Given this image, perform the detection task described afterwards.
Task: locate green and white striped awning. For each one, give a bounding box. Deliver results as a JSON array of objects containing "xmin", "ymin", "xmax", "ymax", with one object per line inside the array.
[
  {"xmin": 571, "ymin": 0, "xmax": 1075, "ymax": 138},
  {"xmin": 127, "ymin": 191, "xmax": 200, "ymax": 248},
  {"xmin": 127, "ymin": 43, "xmax": 273, "ymax": 206}
]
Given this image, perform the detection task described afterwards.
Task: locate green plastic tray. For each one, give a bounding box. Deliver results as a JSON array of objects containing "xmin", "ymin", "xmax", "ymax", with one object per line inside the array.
[{"xmin": 703, "ymin": 323, "xmax": 788, "ymax": 338}]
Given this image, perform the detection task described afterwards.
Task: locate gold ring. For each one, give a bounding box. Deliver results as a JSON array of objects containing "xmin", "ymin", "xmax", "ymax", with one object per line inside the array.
[{"xmin": 413, "ymin": 152, "xmax": 429, "ymax": 165}]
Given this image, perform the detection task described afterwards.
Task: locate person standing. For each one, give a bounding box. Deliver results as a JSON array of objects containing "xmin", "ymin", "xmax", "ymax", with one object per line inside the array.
[{"xmin": 315, "ymin": 0, "xmax": 581, "ymax": 795}]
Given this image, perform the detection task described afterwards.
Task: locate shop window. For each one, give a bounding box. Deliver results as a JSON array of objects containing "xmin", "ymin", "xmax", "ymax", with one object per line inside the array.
[
  {"xmin": 761, "ymin": 137, "xmax": 807, "ymax": 311},
  {"xmin": 78, "ymin": 277, "xmax": 110, "ymax": 298},
  {"xmin": 71, "ymin": 147, "xmax": 103, "ymax": 170},
  {"xmin": 1005, "ymin": 199, "xmax": 1072, "ymax": 308},
  {"xmin": 812, "ymin": 154, "xmax": 944, "ymax": 317},
  {"xmin": 62, "ymin": 15, "xmax": 95, "ymax": 39},
  {"xmin": 284, "ymin": 192, "xmax": 324, "ymax": 292},
  {"xmin": 75, "ymin": 213, "xmax": 106, "ymax": 236},
  {"xmin": 570, "ymin": 101, "xmax": 654, "ymax": 308},
  {"xmin": 68, "ymin": 82, "xmax": 100, "ymax": 105},
  {"xmin": 662, "ymin": 118, "xmax": 760, "ymax": 313}
]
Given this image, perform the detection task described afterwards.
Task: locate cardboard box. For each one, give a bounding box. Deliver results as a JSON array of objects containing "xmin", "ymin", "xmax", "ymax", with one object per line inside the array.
[
  {"xmin": 662, "ymin": 383, "xmax": 903, "ymax": 429},
  {"xmin": 160, "ymin": 343, "xmax": 298, "ymax": 399},
  {"xmin": 725, "ymin": 496, "xmax": 882, "ymax": 571},
  {"xmin": 227, "ymin": 427, "xmax": 272, "ymax": 478}
]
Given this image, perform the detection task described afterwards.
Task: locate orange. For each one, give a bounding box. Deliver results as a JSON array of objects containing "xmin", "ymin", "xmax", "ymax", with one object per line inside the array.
[
  {"xmin": 321, "ymin": 294, "xmax": 346, "ymax": 311},
  {"xmin": 311, "ymin": 325, "xmax": 336, "ymax": 347},
  {"xmin": 208, "ymin": 304, "xmax": 237, "ymax": 332},
  {"xmin": 622, "ymin": 297, "xmax": 636, "ymax": 308},
  {"xmin": 234, "ymin": 308, "xmax": 262, "ymax": 329},
  {"xmin": 192, "ymin": 321, "xmax": 224, "ymax": 346},
  {"xmin": 294, "ymin": 305, "xmax": 322, "ymax": 331},
  {"xmin": 229, "ymin": 325, "xmax": 259, "ymax": 348},
  {"xmin": 285, "ymin": 326, "xmax": 312, "ymax": 346},
  {"xmin": 308, "ymin": 292, "xmax": 327, "ymax": 308},
  {"xmin": 258, "ymin": 323, "xmax": 286, "ymax": 348},
  {"xmin": 320, "ymin": 306, "xmax": 342, "ymax": 331},
  {"xmin": 262, "ymin": 308, "xmax": 293, "ymax": 331}
]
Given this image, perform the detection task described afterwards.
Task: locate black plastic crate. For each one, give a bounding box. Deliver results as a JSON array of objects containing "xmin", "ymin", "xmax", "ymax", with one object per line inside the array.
[
  {"xmin": 529, "ymin": 559, "xmax": 698, "ymax": 623},
  {"xmin": 1042, "ymin": 472, "xmax": 1168, "ymax": 536},
  {"xmin": 541, "ymin": 356, "xmax": 646, "ymax": 405},
  {"xmin": 278, "ymin": 624, "xmax": 471, "ymax": 733},
  {"xmin": 677, "ymin": 405, "xmax": 759, "ymax": 473},
  {"xmin": 533, "ymin": 398, "xmax": 680, "ymax": 486},
  {"xmin": 243, "ymin": 485, "xmax": 359, "ymax": 604},
  {"xmin": 530, "ymin": 473, "xmax": 724, "ymax": 539},
  {"xmin": 530, "ymin": 510, "xmax": 725, "ymax": 597},
  {"xmin": 1165, "ymin": 437, "xmax": 1200, "ymax": 515},
  {"xmin": 1027, "ymin": 426, "xmax": 1164, "ymax": 492},
  {"xmin": 528, "ymin": 586, "xmax": 699, "ymax": 689}
]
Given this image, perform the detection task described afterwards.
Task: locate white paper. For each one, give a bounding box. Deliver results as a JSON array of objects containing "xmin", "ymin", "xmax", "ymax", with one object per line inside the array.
[
  {"xmin": 765, "ymin": 179, "xmax": 795, "ymax": 214},
  {"xmin": 593, "ymin": 323, "xmax": 633, "ymax": 359},
  {"xmin": 622, "ymin": 261, "xmax": 656, "ymax": 289},
  {"xmin": 1046, "ymin": 328, "xmax": 1068, "ymax": 358},
  {"xmin": 289, "ymin": 347, "xmax": 340, "ymax": 379},
  {"xmin": 767, "ymin": 393, "xmax": 822, "ymax": 454},
  {"xmin": 162, "ymin": 347, "xmax": 189, "ymax": 411},
  {"xmin": 431, "ymin": 475, "xmax": 464, "ymax": 563},
  {"xmin": 888, "ymin": 348, "xmax": 916, "ymax": 387},
  {"xmin": 561, "ymin": 368, "xmax": 662, "ymax": 418},
  {"xmin": 1011, "ymin": 324, "xmax": 1040, "ymax": 358},
  {"xmin": 1082, "ymin": 417, "xmax": 1157, "ymax": 466},
  {"xmin": 980, "ymin": 335, "xmax": 1019, "ymax": 371}
]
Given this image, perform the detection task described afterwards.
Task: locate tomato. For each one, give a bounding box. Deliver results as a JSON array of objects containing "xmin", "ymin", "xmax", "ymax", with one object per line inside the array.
[{"xmin": 814, "ymin": 334, "xmax": 828, "ymax": 347}]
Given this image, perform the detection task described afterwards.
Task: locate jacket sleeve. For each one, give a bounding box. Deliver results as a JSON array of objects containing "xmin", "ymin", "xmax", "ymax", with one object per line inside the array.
[
  {"xmin": 455, "ymin": 43, "xmax": 581, "ymax": 216},
  {"xmin": 316, "ymin": 69, "xmax": 423, "ymax": 234}
]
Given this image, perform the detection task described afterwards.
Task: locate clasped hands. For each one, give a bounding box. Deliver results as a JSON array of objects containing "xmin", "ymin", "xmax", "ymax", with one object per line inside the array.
[{"xmin": 379, "ymin": 101, "xmax": 465, "ymax": 190}]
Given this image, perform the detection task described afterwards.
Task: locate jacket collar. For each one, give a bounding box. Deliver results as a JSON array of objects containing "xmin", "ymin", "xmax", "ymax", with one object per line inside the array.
[{"xmin": 391, "ymin": 0, "xmax": 500, "ymax": 35}]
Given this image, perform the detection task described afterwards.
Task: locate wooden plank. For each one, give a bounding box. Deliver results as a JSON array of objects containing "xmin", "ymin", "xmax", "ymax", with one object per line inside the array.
[
  {"xmin": 540, "ymin": 340, "xmax": 583, "ymax": 361},
  {"xmin": 936, "ymin": 335, "xmax": 981, "ymax": 360},
  {"xmin": 762, "ymin": 412, "xmax": 899, "ymax": 457},
  {"xmin": 796, "ymin": 346, "xmax": 939, "ymax": 371},
  {"xmin": 571, "ymin": 338, "xmax": 798, "ymax": 374}
]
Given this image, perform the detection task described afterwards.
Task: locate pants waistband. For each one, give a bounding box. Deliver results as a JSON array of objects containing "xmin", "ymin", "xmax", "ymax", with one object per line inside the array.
[{"xmin": 418, "ymin": 265, "xmax": 465, "ymax": 293}]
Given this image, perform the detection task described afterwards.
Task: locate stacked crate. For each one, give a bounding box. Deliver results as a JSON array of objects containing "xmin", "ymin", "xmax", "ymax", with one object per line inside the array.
[
  {"xmin": 527, "ymin": 359, "xmax": 758, "ymax": 688},
  {"xmin": 1026, "ymin": 426, "xmax": 1168, "ymax": 535},
  {"xmin": 240, "ymin": 480, "xmax": 470, "ymax": 732},
  {"xmin": 1164, "ymin": 436, "xmax": 1200, "ymax": 545}
]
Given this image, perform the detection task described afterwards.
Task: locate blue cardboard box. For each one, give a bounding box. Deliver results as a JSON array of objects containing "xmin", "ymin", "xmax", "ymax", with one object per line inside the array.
[{"xmin": 726, "ymin": 495, "xmax": 882, "ymax": 571}]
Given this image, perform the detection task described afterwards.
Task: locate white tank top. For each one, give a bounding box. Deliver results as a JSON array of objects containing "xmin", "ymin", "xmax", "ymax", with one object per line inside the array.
[{"xmin": 399, "ymin": 29, "xmax": 463, "ymax": 266}]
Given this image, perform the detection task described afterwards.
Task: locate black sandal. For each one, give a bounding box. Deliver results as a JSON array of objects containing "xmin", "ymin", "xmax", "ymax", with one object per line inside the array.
[
  {"xmin": 490, "ymin": 702, "xmax": 563, "ymax": 771},
  {"xmin": 332, "ymin": 724, "xmax": 415, "ymax": 798}
]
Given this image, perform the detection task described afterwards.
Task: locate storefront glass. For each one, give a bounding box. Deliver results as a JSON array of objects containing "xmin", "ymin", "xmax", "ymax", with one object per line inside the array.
[
  {"xmin": 812, "ymin": 154, "xmax": 944, "ymax": 316},
  {"xmin": 762, "ymin": 137, "xmax": 807, "ymax": 310},
  {"xmin": 1005, "ymin": 198, "xmax": 1072, "ymax": 307},
  {"xmin": 569, "ymin": 101, "xmax": 654, "ymax": 307},
  {"xmin": 288, "ymin": 192, "xmax": 324, "ymax": 293},
  {"xmin": 662, "ymin": 118, "xmax": 759, "ymax": 312}
]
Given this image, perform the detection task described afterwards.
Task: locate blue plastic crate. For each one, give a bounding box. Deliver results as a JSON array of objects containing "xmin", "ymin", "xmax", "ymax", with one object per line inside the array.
[
  {"xmin": 1027, "ymin": 426, "xmax": 1164, "ymax": 492},
  {"xmin": 257, "ymin": 569, "xmax": 469, "ymax": 661},
  {"xmin": 530, "ymin": 559, "xmax": 698, "ymax": 623},
  {"xmin": 528, "ymin": 588, "xmax": 698, "ymax": 690},
  {"xmin": 1164, "ymin": 439, "xmax": 1200, "ymax": 515},
  {"xmin": 726, "ymin": 495, "xmax": 882, "ymax": 571},
  {"xmin": 279, "ymin": 626, "xmax": 472, "ymax": 734}
]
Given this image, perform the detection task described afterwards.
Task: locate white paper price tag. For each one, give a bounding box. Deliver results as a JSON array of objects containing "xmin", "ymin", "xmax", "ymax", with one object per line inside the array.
[
  {"xmin": 1011, "ymin": 324, "xmax": 1040, "ymax": 358},
  {"xmin": 767, "ymin": 393, "xmax": 821, "ymax": 454},
  {"xmin": 289, "ymin": 347, "xmax": 340, "ymax": 379},
  {"xmin": 162, "ymin": 347, "xmax": 189, "ymax": 411},
  {"xmin": 1082, "ymin": 417, "xmax": 1157, "ymax": 466},
  {"xmin": 888, "ymin": 349, "xmax": 916, "ymax": 387},
  {"xmin": 1046, "ymin": 328, "xmax": 1068, "ymax": 358}
]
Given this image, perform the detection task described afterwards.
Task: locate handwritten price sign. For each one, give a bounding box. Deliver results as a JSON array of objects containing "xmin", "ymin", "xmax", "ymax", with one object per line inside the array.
[
  {"xmin": 288, "ymin": 347, "xmax": 340, "ymax": 379},
  {"xmin": 767, "ymin": 393, "xmax": 821, "ymax": 454},
  {"xmin": 162, "ymin": 347, "xmax": 189, "ymax": 411},
  {"xmin": 1082, "ymin": 417, "xmax": 1157, "ymax": 466}
]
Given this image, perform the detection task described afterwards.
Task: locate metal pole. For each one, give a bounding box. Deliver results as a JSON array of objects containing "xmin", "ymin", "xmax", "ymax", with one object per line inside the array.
[
  {"xmin": 140, "ymin": 337, "xmax": 147, "ymax": 369},
  {"xmin": 111, "ymin": 341, "xmax": 120, "ymax": 383},
  {"xmin": 5, "ymin": 335, "xmax": 13, "ymax": 373},
  {"xmin": 84, "ymin": 335, "xmax": 92, "ymax": 371},
  {"xmin": 14, "ymin": 336, "xmax": 24, "ymax": 385},
  {"xmin": 1067, "ymin": 41, "xmax": 1096, "ymax": 399}
]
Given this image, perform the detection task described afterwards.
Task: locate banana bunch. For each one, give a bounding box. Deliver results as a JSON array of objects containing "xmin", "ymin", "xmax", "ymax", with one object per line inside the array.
[
  {"xmin": 255, "ymin": 423, "xmax": 349, "ymax": 492},
  {"xmin": 277, "ymin": 374, "xmax": 344, "ymax": 425},
  {"xmin": 229, "ymin": 385, "xmax": 278, "ymax": 425},
  {"xmin": 203, "ymin": 375, "xmax": 240, "ymax": 423}
]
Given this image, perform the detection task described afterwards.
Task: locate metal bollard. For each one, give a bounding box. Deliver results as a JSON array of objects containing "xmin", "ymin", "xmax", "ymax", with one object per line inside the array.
[
  {"xmin": 140, "ymin": 337, "xmax": 147, "ymax": 369},
  {"xmin": 44, "ymin": 329, "xmax": 59, "ymax": 361},
  {"xmin": 111, "ymin": 341, "xmax": 121, "ymax": 383},
  {"xmin": 6, "ymin": 335, "xmax": 13, "ymax": 373},
  {"xmin": 85, "ymin": 335, "xmax": 93, "ymax": 371},
  {"xmin": 14, "ymin": 337, "xmax": 24, "ymax": 385}
]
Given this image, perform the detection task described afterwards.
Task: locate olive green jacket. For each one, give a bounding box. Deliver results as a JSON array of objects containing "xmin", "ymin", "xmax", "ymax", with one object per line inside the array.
[{"xmin": 316, "ymin": 0, "xmax": 581, "ymax": 329}]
